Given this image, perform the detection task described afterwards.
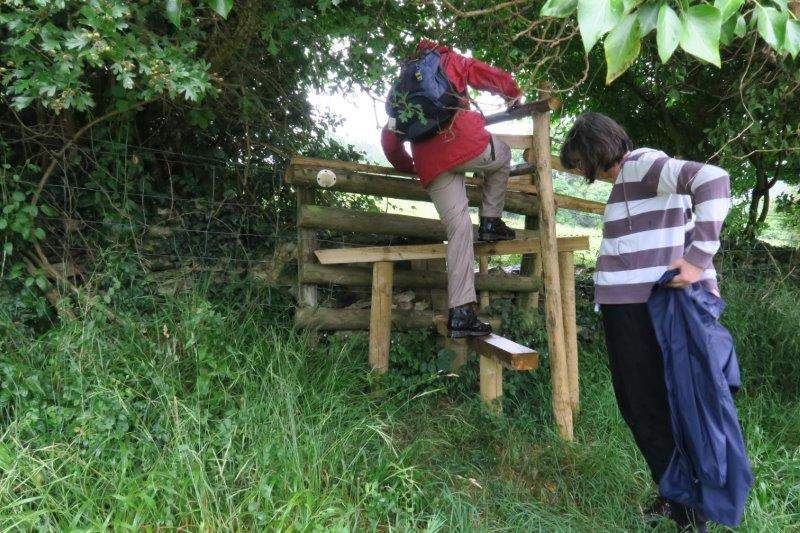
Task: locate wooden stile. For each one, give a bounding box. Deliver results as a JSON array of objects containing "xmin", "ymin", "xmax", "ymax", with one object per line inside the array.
[
  {"xmin": 368, "ymin": 261, "xmax": 393, "ymax": 373},
  {"xmin": 531, "ymin": 92, "xmax": 574, "ymax": 441}
]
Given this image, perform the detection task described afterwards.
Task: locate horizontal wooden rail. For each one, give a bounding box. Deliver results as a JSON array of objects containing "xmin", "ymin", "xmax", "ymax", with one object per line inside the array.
[
  {"xmin": 314, "ymin": 234, "xmax": 590, "ymax": 265},
  {"xmin": 301, "ymin": 263, "xmax": 541, "ymax": 292},
  {"xmin": 295, "ymin": 307, "xmax": 501, "ymax": 331},
  {"xmin": 288, "ymin": 156, "xmax": 610, "ymax": 215},
  {"xmin": 295, "ymin": 307, "xmax": 435, "ymax": 331},
  {"xmin": 287, "ymin": 161, "xmax": 539, "ymax": 216},
  {"xmin": 299, "ymin": 205, "xmax": 538, "ymax": 241}
]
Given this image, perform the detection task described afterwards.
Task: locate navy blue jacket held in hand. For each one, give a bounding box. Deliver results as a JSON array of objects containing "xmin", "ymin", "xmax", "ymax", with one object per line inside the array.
[{"xmin": 647, "ymin": 270, "xmax": 753, "ymax": 527}]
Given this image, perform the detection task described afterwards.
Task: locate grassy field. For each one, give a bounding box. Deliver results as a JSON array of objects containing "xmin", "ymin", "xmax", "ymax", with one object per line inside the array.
[{"xmin": 2, "ymin": 260, "xmax": 799, "ymax": 531}]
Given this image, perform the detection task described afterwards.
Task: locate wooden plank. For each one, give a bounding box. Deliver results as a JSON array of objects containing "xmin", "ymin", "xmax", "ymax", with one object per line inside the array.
[
  {"xmin": 463, "ymin": 177, "xmax": 605, "ymax": 214},
  {"xmin": 295, "ymin": 307, "xmax": 435, "ymax": 331},
  {"xmin": 471, "ymin": 334, "xmax": 539, "ymax": 371},
  {"xmin": 299, "ymin": 205, "xmax": 538, "ymax": 241},
  {"xmin": 314, "ymin": 235, "xmax": 590, "ymax": 265},
  {"xmin": 480, "ymin": 355, "xmax": 503, "ymax": 414},
  {"xmin": 559, "ymin": 251, "xmax": 580, "ymax": 414},
  {"xmin": 531, "ymin": 90, "xmax": 573, "ymax": 441},
  {"xmin": 368, "ymin": 261, "xmax": 393, "ymax": 373},
  {"xmin": 287, "ymin": 165, "xmax": 540, "ymax": 216},
  {"xmin": 300, "ymin": 263, "xmax": 541, "ymax": 292}
]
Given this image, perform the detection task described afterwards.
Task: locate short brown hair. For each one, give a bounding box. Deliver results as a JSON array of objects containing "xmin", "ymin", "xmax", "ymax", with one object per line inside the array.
[{"xmin": 559, "ymin": 113, "xmax": 632, "ymax": 183}]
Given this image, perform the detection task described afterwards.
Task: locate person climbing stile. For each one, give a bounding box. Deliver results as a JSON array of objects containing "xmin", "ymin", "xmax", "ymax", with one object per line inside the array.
[{"xmin": 381, "ymin": 38, "xmax": 522, "ymax": 338}]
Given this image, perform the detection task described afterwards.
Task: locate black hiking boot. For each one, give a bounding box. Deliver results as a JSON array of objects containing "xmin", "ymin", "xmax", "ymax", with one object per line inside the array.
[
  {"xmin": 642, "ymin": 496, "xmax": 671, "ymax": 524},
  {"xmin": 669, "ymin": 501, "xmax": 708, "ymax": 532},
  {"xmin": 478, "ymin": 217, "xmax": 515, "ymax": 242},
  {"xmin": 448, "ymin": 303, "xmax": 491, "ymax": 339}
]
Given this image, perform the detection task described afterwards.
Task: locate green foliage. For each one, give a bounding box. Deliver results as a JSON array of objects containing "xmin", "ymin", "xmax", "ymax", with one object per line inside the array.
[
  {"xmin": 541, "ymin": 0, "xmax": 800, "ymax": 84},
  {"xmin": 0, "ymin": 0, "xmax": 214, "ymax": 112},
  {"xmin": 604, "ymin": 12, "xmax": 642, "ymax": 83}
]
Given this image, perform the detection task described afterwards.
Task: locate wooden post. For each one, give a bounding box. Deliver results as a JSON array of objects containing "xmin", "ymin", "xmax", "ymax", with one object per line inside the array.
[
  {"xmin": 478, "ymin": 255, "xmax": 490, "ymax": 310},
  {"xmin": 559, "ymin": 251, "xmax": 580, "ymax": 414},
  {"xmin": 519, "ymin": 150, "xmax": 540, "ymax": 309},
  {"xmin": 296, "ymin": 186, "xmax": 319, "ymax": 346},
  {"xmin": 479, "ymin": 354, "xmax": 503, "ymax": 414},
  {"xmin": 530, "ymin": 94, "xmax": 574, "ymax": 440},
  {"xmin": 297, "ymin": 188, "xmax": 318, "ymax": 308},
  {"xmin": 369, "ymin": 261, "xmax": 394, "ymax": 373}
]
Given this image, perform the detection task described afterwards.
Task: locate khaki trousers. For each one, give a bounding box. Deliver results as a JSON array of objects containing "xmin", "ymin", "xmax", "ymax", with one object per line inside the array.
[{"xmin": 426, "ymin": 135, "xmax": 511, "ymax": 308}]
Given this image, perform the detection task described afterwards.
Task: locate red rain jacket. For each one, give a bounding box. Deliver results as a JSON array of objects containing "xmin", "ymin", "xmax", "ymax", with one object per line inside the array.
[{"xmin": 381, "ymin": 40, "xmax": 521, "ymax": 187}]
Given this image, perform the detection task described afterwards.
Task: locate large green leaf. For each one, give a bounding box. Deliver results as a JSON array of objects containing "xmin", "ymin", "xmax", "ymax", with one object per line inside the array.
[
  {"xmin": 636, "ymin": 1, "xmax": 661, "ymax": 35},
  {"xmin": 656, "ymin": 4, "xmax": 681, "ymax": 63},
  {"xmin": 165, "ymin": 0, "xmax": 182, "ymax": 26},
  {"xmin": 605, "ymin": 12, "xmax": 642, "ymax": 83},
  {"xmin": 785, "ymin": 19, "xmax": 800, "ymax": 59},
  {"xmin": 577, "ymin": 0, "xmax": 624, "ymax": 53},
  {"xmin": 756, "ymin": 5, "xmax": 788, "ymax": 50},
  {"xmin": 679, "ymin": 4, "xmax": 722, "ymax": 67},
  {"xmin": 540, "ymin": 0, "xmax": 577, "ymax": 18},
  {"xmin": 207, "ymin": 0, "xmax": 233, "ymax": 18},
  {"xmin": 713, "ymin": 0, "xmax": 744, "ymax": 22}
]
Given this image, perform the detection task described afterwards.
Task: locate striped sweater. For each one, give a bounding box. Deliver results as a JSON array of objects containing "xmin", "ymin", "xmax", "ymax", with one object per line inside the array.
[{"xmin": 595, "ymin": 147, "xmax": 731, "ymax": 304}]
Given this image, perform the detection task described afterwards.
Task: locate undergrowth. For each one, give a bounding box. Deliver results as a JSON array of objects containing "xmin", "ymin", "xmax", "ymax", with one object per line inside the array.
[{"xmin": 1, "ymin": 265, "xmax": 798, "ymax": 530}]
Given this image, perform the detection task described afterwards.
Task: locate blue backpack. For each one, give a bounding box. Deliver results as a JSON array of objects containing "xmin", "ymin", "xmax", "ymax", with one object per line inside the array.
[{"xmin": 385, "ymin": 50, "xmax": 464, "ymax": 142}]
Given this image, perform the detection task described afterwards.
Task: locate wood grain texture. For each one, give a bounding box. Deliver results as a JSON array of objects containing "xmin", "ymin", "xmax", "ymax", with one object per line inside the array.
[
  {"xmin": 295, "ymin": 307, "xmax": 435, "ymax": 331},
  {"xmin": 301, "ymin": 263, "xmax": 541, "ymax": 292},
  {"xmin": 368, "ymin": 261, "xmax": 393, "ymax": 373},
  {"xmin": 559, "ymin": 251, "xmax": 580, "ymax": 414},
  {"xmin": 531, "ymin": 95, "xmax": 574, "ymax": 441},
  {"xmin": 314, "ymin": 235, "xmax": 590, "ymax": 265},
  {"xmin": 471, "ymin": 334, "xmax": 539, "ymax": 371},
  {"xmin": 479, "ymin": 354, "xmax": 503, "ymax": 414},
  {"xmin": 478, "ymin": 256, "xmax": 490, "ymax": 310}
]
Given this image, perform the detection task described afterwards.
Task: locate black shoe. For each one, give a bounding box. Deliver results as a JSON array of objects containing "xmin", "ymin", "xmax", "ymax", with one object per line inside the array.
[
  {"xmin": 669, "ymin": 501, "xmax": 708, "ymax": 532},
  {"xmin": 642, "ymin": 496, "xmax": 671, "ymax": 524},
  {"xmin": 448, "ymin": 303, "xmax": 491, "ymax": 338},
  {"xmin": 478, "ymin": 217, "xmax": 515, "ymax": 242}
]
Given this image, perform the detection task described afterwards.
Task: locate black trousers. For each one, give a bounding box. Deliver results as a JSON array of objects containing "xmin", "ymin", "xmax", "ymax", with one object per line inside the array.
[{"xmin": 601, "ymin": 303, "xmax": 675, "ymax": 485}]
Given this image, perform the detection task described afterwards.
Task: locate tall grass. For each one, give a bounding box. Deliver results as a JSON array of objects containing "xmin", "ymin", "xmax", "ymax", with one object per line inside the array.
[{"xmin": 1, "ymin": 266, "xmax": 798, "ymax": 530}]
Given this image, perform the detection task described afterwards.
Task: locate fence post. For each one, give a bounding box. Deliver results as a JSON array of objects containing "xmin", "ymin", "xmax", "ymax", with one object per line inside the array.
[
  {"xmin": 369, "ymin": 261, "xmax": 394, "ymax": 373},
  {"xmin": 530, "ymin": 93, "xmax": 574, "ymax": 441},
  {"xmin": 559, "ymin": 251, "xmax": 580, "ymax": 414}
]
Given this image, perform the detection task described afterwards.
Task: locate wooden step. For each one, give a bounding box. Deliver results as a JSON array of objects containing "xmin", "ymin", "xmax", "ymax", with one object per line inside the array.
[{"xmin": 471, "ymin": 334, "xmax": 539, "ymax": 371}]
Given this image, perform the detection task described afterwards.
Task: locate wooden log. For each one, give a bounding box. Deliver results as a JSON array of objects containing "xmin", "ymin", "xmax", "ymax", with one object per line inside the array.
[
  {"xmin": 295, "ymin": 307, "xmax": 435, "ymax": 331},
  {"xmin": 463, "ymin": 177, "xmax": 605, "ymax": 214},
  {"xmin": 478, "ymin": 256, "xmax": 490, "ymax": 309},
  {"xmin": 314, "ymin": 235, "xmax": 590, "ymax": 265},
  {"xmin": 369, "ymin": 261, "xmax": 393, "ymax": 373},
  {"xmin": 301, "ymin": 264, "xmax": 541, "ymax": 292},
  {"xmin": 472, "ymin": 334, "xmax": 539, "ymax": 371},
  {"xmin": 299, "ymin": 205, "xmax": 538, "ymax": 242},
  {"xmin": 287, "ymin": 164, "xmax": 540, "ymax": 216},
  {"xmin": 480, "ymin": 355, "xmax": 503, "ymax": 414},
  {"xmin": 531, "ymin": 92, "xmax": 574, "ymax": 441},
  {"xmin": 559, "ymin": 251, "xmax": 580, "ymax": 414}
]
